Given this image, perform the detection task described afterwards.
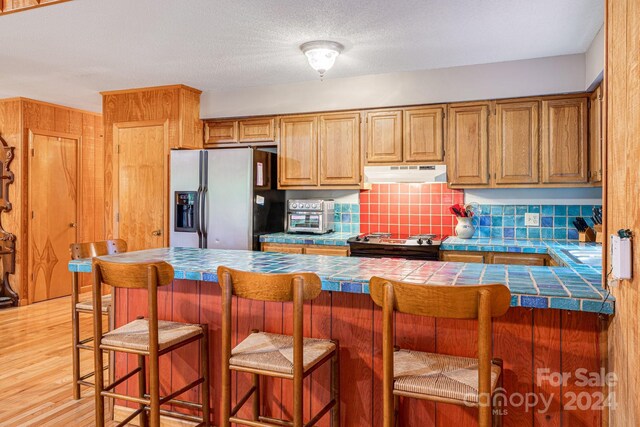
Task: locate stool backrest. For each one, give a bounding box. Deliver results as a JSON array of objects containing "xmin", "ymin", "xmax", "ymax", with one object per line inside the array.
[
  {"xmin": 217, "ymin": 266, "xmax": 322, "ymax": 302},
  {"xmin": 70, "ymin": 239, "xmax": 127, "ymax": 260},
  {"xmin": 93, "ymin": 259, "xmax": 174, "ymax": 290},
  {"xmin": 369, "ymin": 277, "xmax": 511, "ymax": 319}
]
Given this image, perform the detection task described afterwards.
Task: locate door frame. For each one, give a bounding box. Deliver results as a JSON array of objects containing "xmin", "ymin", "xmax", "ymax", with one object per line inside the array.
[
  {"xmin": 27, "ymin": 129, "xmax": 82, "ymax": 304},
  {"xmin": 112, "ymin": 120, "xmax": 169, "ymax": 247}
]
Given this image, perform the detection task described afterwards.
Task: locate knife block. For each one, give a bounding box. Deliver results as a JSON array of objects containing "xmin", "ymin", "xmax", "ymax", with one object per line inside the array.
[
  {"xmin": 579, "ymin": 227, "xmax": 596, "ymax": 243},
  {"xmin": 593, "ymin": 224, "xmax": 603, "ymax": 244}
]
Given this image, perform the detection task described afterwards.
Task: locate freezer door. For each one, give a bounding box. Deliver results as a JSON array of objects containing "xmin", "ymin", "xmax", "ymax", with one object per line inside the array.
[
  {"xmin": 204, "ymin": 148, "xmax": 253, "ymax": 250},
  {"xmin": 169, "ymin": 149, "xmax": 202, "ymax": 248}
]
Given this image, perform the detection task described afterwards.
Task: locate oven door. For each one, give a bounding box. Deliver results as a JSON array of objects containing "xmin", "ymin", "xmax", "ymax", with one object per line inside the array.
[{"xmin": 287, "ymin": 212, "xmax": 324, "ymax": 233}]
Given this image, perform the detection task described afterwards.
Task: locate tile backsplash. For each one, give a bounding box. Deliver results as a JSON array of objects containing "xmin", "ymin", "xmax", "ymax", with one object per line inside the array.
[
  {"xmin": 359, "ymin": 183, "xmax": 464, "ymax": 236},
  {"xmin": 333, "ymin": 203, "xmax": 360, "ymax": 234},
  {"xmin": 475, "ymin": 204, "xmax": 601, "ymax": 240}
]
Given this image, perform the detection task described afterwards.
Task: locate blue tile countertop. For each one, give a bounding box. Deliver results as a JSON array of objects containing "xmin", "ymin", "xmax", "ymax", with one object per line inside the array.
[
  {"xmin": 69, "ymin": 246, "xmax": 613, "ymax": 315},
  {"xmin": 259, "ymin": 232, "xmax": 354, "ymax": 246}
]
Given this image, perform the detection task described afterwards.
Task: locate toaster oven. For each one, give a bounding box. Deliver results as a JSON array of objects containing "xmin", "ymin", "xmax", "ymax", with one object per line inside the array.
[{"xmin": 286, "ymin": 199, "xmax": 334, "ymax": 234}]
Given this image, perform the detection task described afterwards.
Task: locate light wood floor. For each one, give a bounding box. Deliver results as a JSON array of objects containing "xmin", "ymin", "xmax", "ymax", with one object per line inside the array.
[{"xmin": 0, "ymin": 295, "xmax": 115, "ymax": 426}]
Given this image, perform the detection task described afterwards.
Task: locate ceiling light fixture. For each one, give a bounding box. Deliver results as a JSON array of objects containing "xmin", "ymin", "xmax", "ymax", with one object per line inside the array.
[{"xmin": 300, "ymin": 40, "xmax": 344, "ymax": 78}]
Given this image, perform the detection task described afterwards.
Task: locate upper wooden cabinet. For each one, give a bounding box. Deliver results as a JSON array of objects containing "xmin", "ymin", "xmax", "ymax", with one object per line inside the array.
[
  {"xmin": 366, "ymin": 110, "xmax": 403, "ymax": 163},
  {"xmin": 404, "ymin": 106, "xmax": 445, "ymax": 163},
  {"xmin": 589, "ymin": 86, "xmax": 603, "ymax": 183},
  {"xmin": 204, "ymin": 117, "xmax": 275, "ymax": 146},
  {"xmin": 447, "ymin": 103, "xmax": 490, "ymax": 186},
  {"xmin": 541, "ymin": 97, "xmax": 588, "ymax": 184},
  {"xmin": 279, "ymin": 113, "xmax": 362, "ymax": 189},
  {"xmin": 319, "ymin": 113, "xmax": 361, "ymax": 186},
  {"xmin": 494, "ymin": 100, "xmax": 540, "ymax": 185},
  {"xmin": 279, "ymin": 115, "xmax": 318, "ymax": 187}
]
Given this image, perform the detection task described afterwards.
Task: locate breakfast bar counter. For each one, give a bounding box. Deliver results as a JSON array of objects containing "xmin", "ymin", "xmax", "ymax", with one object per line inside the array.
[{"xmin": 69, "ymin": 248, "xmax": 607, "ymax": 426}]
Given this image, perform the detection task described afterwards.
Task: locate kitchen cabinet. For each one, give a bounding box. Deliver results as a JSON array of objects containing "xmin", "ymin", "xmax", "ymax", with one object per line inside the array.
[
  {"xmin": 261, "ymin": 242, "xmax": 349, "ymax": 256},
  {"xmin": 440, "ymin": 250, "xmax": 551, "ymax": 266},
  {"xmin": 366, "ymin": 110, "xmax": 403, "ymax": 163},
  {"xmin": 447, "ymin": 103, "xmax": 491, "ymax": 186},
  {"xmin": 589, "ymin": 86, "xmax": 603, "ymax": 183},
  {"xmin": 279, "ymin": 115, "xmax": 318, "ymax": 187},
  {"xmin": 204, "ymin": 117, "xmax": 276, "ymax": 146},
  {"xmin": 541, "ymin": 96, "xmax": 589, "ymax": 184},
  {"xmin": 492, "ymin": 253, "xmax": 547, "ymax": 266},
  {"xmin": 279, "ymin": 113, "xmax": 362, "ymax": 189},
  {"xmin": 319, "ymin": 112, "xmax": 361, "ymax": 186},
  {"xmin": 404, "ymin": 106, "xmax": 445, "ymax": 163},
  {"xmin": 494, "ymin": 100, "xmax": 540, "ymax": 185},
  {"xmin": 440, "ymin": 252, "xmax": 486, "ymax": 263}
]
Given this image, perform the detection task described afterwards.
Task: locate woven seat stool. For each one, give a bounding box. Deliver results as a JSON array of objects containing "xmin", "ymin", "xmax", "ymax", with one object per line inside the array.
[
  {"xmin": 218, "ymin": 266, "xmax": 340, "ymax": 427},
  {"xmin": 92, "ymin": 259, "xmax": 211, "ymax": 427},
  {"xmin": 369, "ymin": 277, "xmax": 511, "ymax": 427},
  {"xmin": 69, "ymin": 239, "xmax": 127, "ymax": 400}
]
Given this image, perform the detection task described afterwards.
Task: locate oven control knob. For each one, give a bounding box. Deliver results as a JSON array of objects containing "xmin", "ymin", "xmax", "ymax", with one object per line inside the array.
[
  {"xmin": 427, "ymin": 238, "xmax": 433, "ymax": 245},
  {"xmin": 291, "ymin": 203, "xmax": 297, "ymax": 209},
  {"xmin": 312, "ymin": 203, "xmax": 318, "ymax": 209},
  {"xmin": 363, "ymin": 236, "xmax": 370, "ymax": 242},
  {"xmin": 355, "ymin": 235, "xmax": 361, "ymax": 241},
  {"xmin": 305, "ymin": 203, "xmax": 310, "ymax": 208},
  {"xmin": 417, "ymin": 238, "xmax": 423, "ymax": 245}
]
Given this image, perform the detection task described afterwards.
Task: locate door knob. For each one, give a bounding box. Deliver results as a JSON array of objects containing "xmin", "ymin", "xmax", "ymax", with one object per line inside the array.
[
  {"xmin": 69, "ymin": 223, "xmax": 77, "ymax": 228},
  {"xmin": 152, "ymin": 229, "xmax": 162, "ymax": 236}
]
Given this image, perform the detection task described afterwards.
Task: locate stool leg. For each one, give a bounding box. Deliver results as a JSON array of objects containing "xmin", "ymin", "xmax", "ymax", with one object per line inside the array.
[
  {"xmin": 201, "ymin": 328, "xmax": 211, "ymax": 427},
  {"xmin": 71, "ymin": 272, "xmax": 81, "ymax": 400},
  {"xmin": 252, "ymin": 374, "xmax": 260, "ymax": 421},
  {"xmin": 294, "ymin": 371, "xmax": 303, "ymax": 427},
  {"xmin": 149, "ymin": 352, "xmax": 160, "ymax": 426},
  {"xmin": 138, "ymin": 354, "xmax": 148, "ymax": 427},
  {"xmin": 94, "ymin": 336, "xmax": 105, "ymax": 426},
  {"xmin": 331, "ymin": 347, "xmax": 340, "ymax": 427}
]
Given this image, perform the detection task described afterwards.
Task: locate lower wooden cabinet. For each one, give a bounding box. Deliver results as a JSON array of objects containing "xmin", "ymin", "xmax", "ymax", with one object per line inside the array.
[
  {"xmin": 440, "ymin": 250, "xmax": 551, "ymax": 266},
  {"xmin": 261, "ymin": 242, "xmax": 349, "ymax": 256}
]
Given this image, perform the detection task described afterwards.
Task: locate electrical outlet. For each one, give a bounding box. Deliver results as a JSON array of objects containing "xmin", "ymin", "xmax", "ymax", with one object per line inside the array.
[{"xmin": 525, "ymin": 213, "xmax": 540, "ymax": 227}]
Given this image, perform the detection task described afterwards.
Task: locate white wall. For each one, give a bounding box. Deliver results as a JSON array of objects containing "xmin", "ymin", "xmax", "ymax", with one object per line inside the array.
[
  {"xmin": 465, "ymin": 188, "xmax": 602, "ymax": 205},
  {"xmin": 585, "ymin": 25, "xmax": 604, "ymax": 90},
  {"xmin": 202, "ymin": 54, "xmax": 586, "ymax": 118}
]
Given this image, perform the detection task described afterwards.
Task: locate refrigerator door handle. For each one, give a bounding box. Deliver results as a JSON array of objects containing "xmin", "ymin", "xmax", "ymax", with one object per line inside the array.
[
  {"xmin": 195, "ymin": 187, "xmax": 203, "ymax": 245},
  {"xmin": 201, "ymin": 188, "xmax": 208, "ymax": 247}
]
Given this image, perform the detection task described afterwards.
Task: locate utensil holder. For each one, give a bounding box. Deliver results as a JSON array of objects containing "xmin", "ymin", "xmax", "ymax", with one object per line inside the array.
[
  {"xmin": 579, "ymin": 227, "xmax": 596, "ymax": 242},
  {"xmin": 455, "ymin": 217, "xmax": 476, "ymax": 239},
  {"xmin": 594, "ymin": 224, "xmax": 603, "ymax": 244}
]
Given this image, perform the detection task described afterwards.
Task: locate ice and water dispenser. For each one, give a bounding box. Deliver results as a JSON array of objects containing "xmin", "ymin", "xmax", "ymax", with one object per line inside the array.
[{"xmin": 174, "ymin": 191, "xmax": 197, "ymax": 232}]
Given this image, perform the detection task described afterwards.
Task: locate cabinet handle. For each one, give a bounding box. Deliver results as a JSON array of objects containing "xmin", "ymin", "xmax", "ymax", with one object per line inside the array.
[{"xmin": 152, "ymin": 230, "xmax": 162, "ymax": 236}]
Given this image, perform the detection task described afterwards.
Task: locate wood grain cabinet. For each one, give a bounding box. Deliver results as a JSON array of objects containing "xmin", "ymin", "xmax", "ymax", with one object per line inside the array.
[
  {"xmin": 262, "ymin": 242, "xmax": 349, "ymax": 256},
  {"xmin": 589, "ymin": 86, "xmax": 603, "ymax": 184},
  {"xmin": 404, "ymin": 106, "xmax": 445, "ymax": 163},
  {"xmin": 279, "ymin": 115, "xmax": 319, "ymax": 187},
  {"xmin": 446, "ymin": 103, "xmax": 491, "ymax": 186},
  {"xmin": 205, "ymin": 120, "xmax": 238, "ymax": 145},
  {"xmin": 239, "ymin": 117, "xmax": 275, "ymax": 142},
  {"xmin": 494, "ymin": 100, "xmax": 540, "ymax": 185},
  {"xmin": 541, "ymin": 97, "xmax": 589, "ymax": 184},
  {"xmin": 366, "ymin": 110, "xmax": 403, "ymax": 163},
  {"xmin": 440, "ymin": 252, "xmax": 486, "ymax": 263},
  {"xmin": 279, "ymin": 113, "xmax": 362, "ymax": 189},
  {"xmin": 440, "ymin": 251, "xmax": 551, "ymax": 266},
  {"xmin": 205, "ymin": 117, "xmax": 276, "ymax": 146},
  {"xmin": 319, "ymin": 113, "xmax": 361, "ymax": 186}
]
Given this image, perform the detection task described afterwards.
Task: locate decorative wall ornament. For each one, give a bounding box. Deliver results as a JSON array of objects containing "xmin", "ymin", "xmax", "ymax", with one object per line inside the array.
[{"xmin": 0, "ymin": 135, "xmax": 17, "ymax": 308}]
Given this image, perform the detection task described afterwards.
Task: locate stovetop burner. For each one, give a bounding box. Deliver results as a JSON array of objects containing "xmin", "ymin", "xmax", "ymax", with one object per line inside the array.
[
  {"xmin": 347, "ymin": 232, "xmax": 447, "ymax": 260},
  {"xmin": 349, "ymin": 233, "xmax": 447, "ymax": 246}
]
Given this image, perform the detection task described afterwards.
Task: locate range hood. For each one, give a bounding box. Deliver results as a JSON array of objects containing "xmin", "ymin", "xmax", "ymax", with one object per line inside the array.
[{"xmin": 364, "ymin": 165, "xmax": 447, "ymax": 184}]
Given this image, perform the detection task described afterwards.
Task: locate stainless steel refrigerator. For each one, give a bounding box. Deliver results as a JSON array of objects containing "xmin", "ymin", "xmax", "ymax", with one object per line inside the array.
[{"xmin": 170, "ymin": 147, "xmax": 285, "ymax": 250}]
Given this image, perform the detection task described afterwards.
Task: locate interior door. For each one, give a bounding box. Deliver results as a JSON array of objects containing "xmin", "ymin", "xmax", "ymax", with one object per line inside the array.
[
  {"xmin": 28, "ymin": 132, "xmax": 78, "ymax": 303},
  {"xmin": 114, "ymin": 121, "xmax": 168, "ymax": 252}
]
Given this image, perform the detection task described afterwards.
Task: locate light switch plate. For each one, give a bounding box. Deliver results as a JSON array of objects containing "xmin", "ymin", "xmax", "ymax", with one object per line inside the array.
[{"xmin": 525, "ymin": 213, "xmax": 540, "ymax": 227}]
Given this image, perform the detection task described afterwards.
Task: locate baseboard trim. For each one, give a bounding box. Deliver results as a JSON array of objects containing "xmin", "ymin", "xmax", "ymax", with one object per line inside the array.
[{"xmin": 113, "ymin": 405, "xmax": 199, "ymax": 427}]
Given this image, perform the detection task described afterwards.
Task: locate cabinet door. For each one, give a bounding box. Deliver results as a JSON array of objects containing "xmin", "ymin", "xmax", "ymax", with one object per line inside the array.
[
  {"xmin": 239, "ymin": 117, "xmax": 275, "ymax": 142},
  {"xmin": 492, "ymin": 253, "xmax": 547, "ymax": 266},
  {"xmin": 589, "ymin": 88, "xmax": 602, "ymax": 183},
  {"xmin": 262, "ymin": 243, "xmax": 304, "ymax": 254},
  {"xmin": 304, "ymin": 246, "xmax": 350, "ymax": 256},
  {"xmin": 279, "ymin": 115, "xmax": 318, "ymax": 187},
  {"xmin": 447, "ymin": 103, "xmax": 490, "ymax": 185},
  {"xmin": 205, "ymin": 120, "xmax": 238, "ymax": 145},
  {"xmin": 366, "ymin": 110, "xmax": 403, "ymax": 163},
  {"xmin": 495, "ymin": 100, "xmax": 540, "ymax": 185},
  {"xmin": 541, "ymin": 97, "xmax": 588, "ymax": 183},
  {"xmin": 440, "ymin": 251, "xmax": 486, "ymax": 263},
  {"xmin": 319, "ymin": 113, "xmax": 361, "ymax": 186},
  {"xmin": 404, "ymin": 107, "xmax": 445, "ymax": 162}
]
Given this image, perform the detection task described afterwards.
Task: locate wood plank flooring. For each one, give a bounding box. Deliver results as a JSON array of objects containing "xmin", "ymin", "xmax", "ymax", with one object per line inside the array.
[{"xmin": 0, "ymin": 296, "xmax": 115, "ymax": 426}]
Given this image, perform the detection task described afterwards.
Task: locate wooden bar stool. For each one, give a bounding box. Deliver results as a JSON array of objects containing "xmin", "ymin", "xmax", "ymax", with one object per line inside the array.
[
  {"xmin": 218, "ymin": 266, "xmax": 340, "ymax": 427},
  {"xmin": 369, "ymin": 277, "xmax": 511, "ymax": 427},
  {"xmin": 92, "ymin": 259, "xmax": 211, "ymax": 427},
  {"xmin": 69, "ymin": 239, "xmax": 127, "ymax": 399}
]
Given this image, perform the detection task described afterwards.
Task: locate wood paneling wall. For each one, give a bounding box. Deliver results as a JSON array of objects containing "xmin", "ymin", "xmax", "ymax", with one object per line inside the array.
[
  {"xmin": 605, "ymin": 0, "xmax": 640, "ymax": 425},
  {"xmin": 0, "ymin": 98, "xmax": 104, "ymax": 304},
  {"xmin": 0, "ymin": 0, "xmax": 71, "ymax": 15},
  {"xmin": 114, "ymin": 283, "xmax": 604, "ymax": 427}
]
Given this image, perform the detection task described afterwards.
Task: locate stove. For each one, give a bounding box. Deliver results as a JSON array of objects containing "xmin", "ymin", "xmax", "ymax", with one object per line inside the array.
[{"xmin": 347, "ymin": 233, "xmax": 447, "ymax": 260}]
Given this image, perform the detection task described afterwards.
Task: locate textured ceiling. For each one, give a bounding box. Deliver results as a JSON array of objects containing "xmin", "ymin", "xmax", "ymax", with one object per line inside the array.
[{"xmin": 0, "ymin": 0, "xmax": 603, "ymax": 112}]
